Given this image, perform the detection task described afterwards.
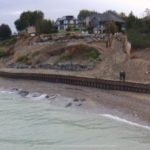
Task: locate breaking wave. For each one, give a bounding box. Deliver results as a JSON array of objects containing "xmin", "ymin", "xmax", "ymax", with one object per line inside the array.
[{"xmin": 101, "ymin": 114, "xmax": 150, "ymax": 130}]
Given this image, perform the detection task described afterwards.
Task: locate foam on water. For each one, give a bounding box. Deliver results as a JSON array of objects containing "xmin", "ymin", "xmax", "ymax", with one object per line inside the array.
[
  {"xmin": 0, "ymin": 88, "xmax": 50, "ymax": 101},
  {"xmin": 26, "ymin": 93, "xmax": 49, "ymax": 100},
  {"xmin": 0, "ymin": 88, "xmax": 19, "ymax": 94},
  {"xmin": 101, "ymin": 114, "xmax": 150, "ymax": 130}
]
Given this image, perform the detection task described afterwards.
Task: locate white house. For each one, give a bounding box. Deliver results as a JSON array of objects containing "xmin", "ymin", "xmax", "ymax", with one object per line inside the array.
[{"xmin": 56, "ymin": 16, "xmax": 79, "ymax": 31}]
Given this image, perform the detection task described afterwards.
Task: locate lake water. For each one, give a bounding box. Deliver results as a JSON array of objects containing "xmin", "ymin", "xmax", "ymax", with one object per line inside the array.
[{"xmin": 0, "ymin": 90, "xmax": 150, "ymax": 150}]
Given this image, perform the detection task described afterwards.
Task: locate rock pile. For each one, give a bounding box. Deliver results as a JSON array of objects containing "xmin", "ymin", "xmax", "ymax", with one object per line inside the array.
[
  {"xmin": 53, "ymin": 63, "xmax": 94, "ymax": 71},
  {"xmin": 7, "ymin": 63, "xmax": 95, "ymax": 71}
]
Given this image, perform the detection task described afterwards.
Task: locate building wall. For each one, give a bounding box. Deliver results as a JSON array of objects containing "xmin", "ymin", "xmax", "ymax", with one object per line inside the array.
[
  {"xmin": 56, "ymin": 16, "xmax": 79, "ymax": 31},
  {"xmin": 26, "ymin": 26, "xmax": 36, "ymax": 34}
]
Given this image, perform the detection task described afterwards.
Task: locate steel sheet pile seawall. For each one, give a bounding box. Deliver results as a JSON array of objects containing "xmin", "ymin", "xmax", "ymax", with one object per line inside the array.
[{"xmin": 0, "ymin": 71, "xmax": 149, "ymax": 94}]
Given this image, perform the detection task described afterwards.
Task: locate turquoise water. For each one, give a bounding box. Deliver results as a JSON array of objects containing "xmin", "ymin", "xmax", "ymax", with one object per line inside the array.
[{"xmin": 0, "ymin": 91, "xmax": 150, "ymax": 150}]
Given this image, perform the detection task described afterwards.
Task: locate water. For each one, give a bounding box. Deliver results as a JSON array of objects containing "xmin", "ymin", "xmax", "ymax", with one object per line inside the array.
[{"xmin": 0, "ymin": 91, "xmax": 150, "ymax": 150}]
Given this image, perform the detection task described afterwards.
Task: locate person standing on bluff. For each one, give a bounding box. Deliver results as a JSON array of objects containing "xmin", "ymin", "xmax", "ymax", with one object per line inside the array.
[
  {"xmin": 122, "ymin": 35, "xmax": 131, "ymax": 57},
  {"xmin": 106, "ymin": 33, "xmax": 112, "ymax": 48},
  {"xmin": 120, "ymin": 71, "xmax": 126, "ymax": 81}
]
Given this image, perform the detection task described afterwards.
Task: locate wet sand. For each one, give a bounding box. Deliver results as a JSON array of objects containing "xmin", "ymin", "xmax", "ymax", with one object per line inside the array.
[{"xmin": 0, "ymin": 76, "xmax": 150, "ymax": 127}]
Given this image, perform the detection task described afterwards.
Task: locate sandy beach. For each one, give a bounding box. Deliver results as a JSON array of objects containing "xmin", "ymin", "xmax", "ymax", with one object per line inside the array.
[{"xmin": 0, "ymin": 76, "xmax": 150, "ymax": 127}]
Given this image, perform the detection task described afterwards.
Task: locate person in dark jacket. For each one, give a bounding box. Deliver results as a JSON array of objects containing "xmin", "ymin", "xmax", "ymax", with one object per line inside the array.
[{"xmin": 120, "ymin": 71, "xmax": 126, "ymax": 81}]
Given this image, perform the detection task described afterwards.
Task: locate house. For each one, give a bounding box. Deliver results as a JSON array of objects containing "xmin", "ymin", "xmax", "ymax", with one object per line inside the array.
[
  {"xmin": 56, "ymin": 16, "xmax": 79, "ymax": 31},
  {"xmin": 82, "ymin": 12, "xmax": 101, "ymax": 28},
  {"xmin": 82, "ymin": 11, "xmax": 125, "ymax": 33}
]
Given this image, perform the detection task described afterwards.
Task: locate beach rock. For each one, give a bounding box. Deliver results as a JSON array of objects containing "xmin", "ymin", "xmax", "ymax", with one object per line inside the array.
[
  {"xmin": 16, "ymin": 64, "xmax": 29, "ymax": 69},
  {"xmin": 65, "ymin": 103, "xmax": 72, "ymax": 108},
  {"xmin": 46, "ymin": 95, "xmax": 49, "ymax": 99},
  {"xmin": 53, "ymin": 63, "xmax": 91, "ymax": 71},
  {"xmin": 7, "ymin": 63, "xmax": 16, "ymax": 68},
  {"xmin": 49, "ymin": 95, "xmax": 57, "ymax": 100},
  {"xmin": 31, "ymin": 92, "xmax": 41, "ymax": 97},
  {"xmin": 73, "ymin": 98, "xmax": 79, "ymax": 102},
  {"xmin": 19, "ymin": 90, "xmax": 29, "ymax": 97},
  {"xmin": 39, "ymin": 64, "xmax": 51, "ymax": 69},
  {"xmin": 8, "ymin": 63, "xmax": 30, "ymax": 69},
  {"xmin": 11, "ymin": 88, "xmax": 19, "ymax": 92},
  {"xmin": 80, "ymin": 98, "xmax": 86, "ymax": 102},
  {"xmin": 76, "ymin": 103, "xmax": 82, "ymax": 107}
]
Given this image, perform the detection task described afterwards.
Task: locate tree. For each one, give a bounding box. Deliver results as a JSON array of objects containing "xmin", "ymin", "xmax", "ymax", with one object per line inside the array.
[
  {"xmin": 66, "ymin": 24, "xmax": 73, "ymax": 32},
  {"xmin": 36, "ymin": 19, "xmax": 53, "ymax": 34},
  {"xmin": 119, "ymin": 12, "xmax": 127, "ymax": 20},
  {"xmin": 145, "ymin": 8, "xmax": 150, "ymax": 19},
  {"xmin": 30, "ymin": 11, "xmax": 44, "ymax": 26},
  {"xmin": 105, "ymin": 21, "xmax": 118, "ymax": 34},
  {"xmin": 143, "ymin": 8, "xmax": 150, "ymax": 32},
  {"xmin": 15, "ymin": 10, "xmax": 44, "ymax": 31},
  {"xmin": 78, "ymin": 10, "xmax": 96, "ymax": 20},
  {"xmin": 126, "ymin": 11, "xmax": 137, "ymax": 29},
  {"xmin": 15, "ymin": 19, "xmax": 26, "ymax": 31},
  {"xmin": 0, "ymin": 24, "xmax": 12, "ymax": 39}
]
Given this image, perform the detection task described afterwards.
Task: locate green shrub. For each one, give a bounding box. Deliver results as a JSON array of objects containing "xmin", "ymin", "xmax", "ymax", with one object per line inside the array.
[
  {"xmin": 127, "ymin": 30, "xmax": 150, "ymax": 49},
  {"xmin": 65, "ymin": 32, "xmax": 71, "ymax": 36},
  {"xmin": 0, "ymin": 38, "xmax": 16, "ymax": 46},
  {"xmin": 58, "ymin": 54, "xmax": 73, "ymax": 62},
  {"xmin": 0, "ymin": 48, "xmax": 6, "ymax": 57},
  {"xmin": 74, "ymin": 28, "xmax": 80, "ymax": 32},
  {"xmin": 17, "ymin": 55, "xmax": 31, "ymax": 64},
  {"xmin": 105, "ymin": 21, "xmax": 118, "ymax": 34},
  {"xmin": 84, "ymin": 50, "xmax": 100, "ymax": 59},
  {"xmin": 57, "ymin": 44, "xmax": 100, "ymax": 63}
]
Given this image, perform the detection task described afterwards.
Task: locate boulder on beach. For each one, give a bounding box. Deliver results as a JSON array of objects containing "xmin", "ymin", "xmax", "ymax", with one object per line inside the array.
[
  {"xmin": 65, "ymin": 103, "xmax": 72, "ymax": 108},
  {"xmin": 18, "ymin": 90, "xmax": 29, "ymax": 97}
]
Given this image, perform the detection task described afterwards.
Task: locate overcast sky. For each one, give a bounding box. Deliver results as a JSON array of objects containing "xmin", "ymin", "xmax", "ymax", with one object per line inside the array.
[{"xmin": 0, "ymin": 0, "xmax": 149, "ymax": 31}]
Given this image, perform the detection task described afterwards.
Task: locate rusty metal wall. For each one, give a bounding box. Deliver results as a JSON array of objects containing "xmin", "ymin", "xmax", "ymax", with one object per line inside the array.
[{"xmin": 0, "ymin": 71, "xmax": 149, "ymax": 94}]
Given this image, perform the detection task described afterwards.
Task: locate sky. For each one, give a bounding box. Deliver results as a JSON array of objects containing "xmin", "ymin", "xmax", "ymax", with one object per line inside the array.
[{"xmin": 0, "ymin": 0, "xmax": 149, "ymax": 31}]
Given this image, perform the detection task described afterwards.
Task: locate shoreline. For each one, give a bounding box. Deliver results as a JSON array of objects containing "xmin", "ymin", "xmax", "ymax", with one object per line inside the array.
[{"xmin": 0, "ymin": 76, "xmax": 150, "ymax": 128}]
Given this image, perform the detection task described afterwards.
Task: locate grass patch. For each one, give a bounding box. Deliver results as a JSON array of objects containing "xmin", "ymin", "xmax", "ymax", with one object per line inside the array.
[{"xmin": 0, "ymin": 38, "xmax": 17, "ymax": 47}]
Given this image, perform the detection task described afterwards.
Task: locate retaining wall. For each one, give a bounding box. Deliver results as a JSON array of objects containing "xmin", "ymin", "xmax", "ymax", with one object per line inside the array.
[{"xmin": 0, "ymin": 71, "xmax": 149, "ymax": 94}]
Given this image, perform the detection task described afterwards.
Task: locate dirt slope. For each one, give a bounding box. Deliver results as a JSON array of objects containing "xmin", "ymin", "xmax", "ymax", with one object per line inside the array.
[{"xmin": 0, "ymin": 35, "xmax": 150, "ymax": 83}]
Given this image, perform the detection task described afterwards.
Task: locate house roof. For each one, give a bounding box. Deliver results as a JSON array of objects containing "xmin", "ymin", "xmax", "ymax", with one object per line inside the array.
[
  {"xmin": 55, "ymin": 15, "xmax": 79, "ymax": 26},
  {"xmin": 86, "ymin": 11, "xmax": 125, "ymax": 24},
  {"xmin": 99, "ymin": 11, "xmax": 125, "ymax": 23},
  {"xmin": 88, "ymin": 12, "xmax": 101, "ymax": 20},
  {"xmin": 57, "ymin": 16, "xmax": 77, "ymax": 21}
]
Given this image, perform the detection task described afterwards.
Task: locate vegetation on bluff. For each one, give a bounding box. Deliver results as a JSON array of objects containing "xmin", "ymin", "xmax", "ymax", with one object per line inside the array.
[
  {"xmin": 124, "ymin": 10, "xmax": 150, "ymax": 49},
  {"xmin": 0, "ymin": 8, "xmax": 150, "ymax": 50},
  {"xmin": 58, "ymin": 44, "xmax": 100, "ymax": 63},
  {"xmin": 0, "ymin": 24, "xmax": 12, "ymax": 40},
  {"xmin": 0, "ymin": 48, "xmax": 6, "ymax": 57},
  {"xmin": 14, "ymin": 11, "xmax": 57, "ymax": 34}
]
